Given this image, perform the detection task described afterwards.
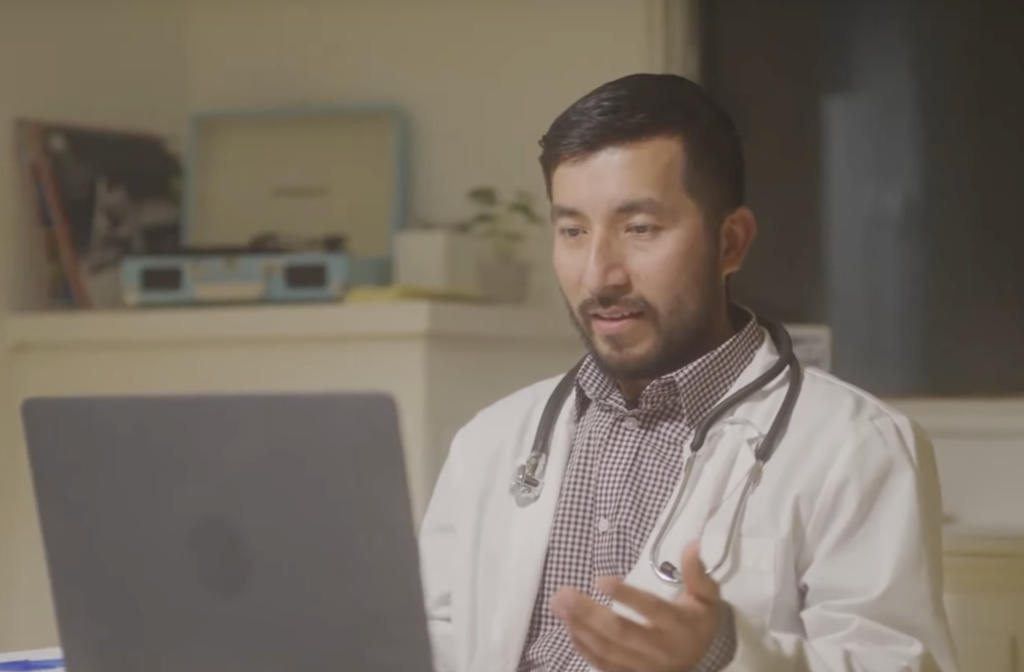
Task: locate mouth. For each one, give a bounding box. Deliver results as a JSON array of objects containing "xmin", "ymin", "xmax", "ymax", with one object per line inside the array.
[{"xmin": 589, "ymin": 308, "xmax": 645, "ymax": 333}]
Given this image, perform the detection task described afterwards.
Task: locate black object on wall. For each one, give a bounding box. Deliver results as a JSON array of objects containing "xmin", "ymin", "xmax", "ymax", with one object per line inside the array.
[{"xmin": 700, "ymin": 0, "xmax": 1024, "ymax": 397}]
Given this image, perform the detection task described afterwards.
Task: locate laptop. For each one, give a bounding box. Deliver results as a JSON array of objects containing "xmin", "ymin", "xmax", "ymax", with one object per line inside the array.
[{"xmin": 20, "ymin": 392, "xmax": 435, "ymax": 672}]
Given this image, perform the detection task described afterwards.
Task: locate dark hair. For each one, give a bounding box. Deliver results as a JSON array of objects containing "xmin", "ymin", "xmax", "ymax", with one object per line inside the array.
[{"xmin": 538, "ymin": 73, "xmax": 745, "ymax": 227}]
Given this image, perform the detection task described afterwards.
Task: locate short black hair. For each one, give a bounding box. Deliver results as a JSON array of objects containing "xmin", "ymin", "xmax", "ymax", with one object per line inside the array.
[{"xmin": 539, "ymin": 73, "xmax": 745, "ymax": 227}]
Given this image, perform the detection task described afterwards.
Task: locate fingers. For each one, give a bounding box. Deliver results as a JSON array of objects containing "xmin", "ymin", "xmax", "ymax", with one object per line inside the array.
[
  {"xmin": 551, "ymin": 586, "xmax": 644, "ymax": 641},
  {"xmin": 596, "ymin": 576, "xmax": 684, "ymax": 628},
  {"xmin": 550, "ymin": 587, "xmax": 663, "ymax": 671},
  {"xmin": 594, "ymin": 543, "xmax": 721, "ymax": 617},
  {"xmin": 554, "ymin": 576, "xmax": 724, "ymax": 672},
  {"xmin": 681, "ymin": 541, "xmax": 720, "ymax": 604},
  {"xmin": 564, "ymin": 619, "xmax": 640, "ymax": 672}
]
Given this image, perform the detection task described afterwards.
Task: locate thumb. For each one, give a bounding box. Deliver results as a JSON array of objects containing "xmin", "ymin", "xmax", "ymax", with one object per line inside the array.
[{"xmin": 681, "ymin": 541, "xmax": 720, "ymax": 604}]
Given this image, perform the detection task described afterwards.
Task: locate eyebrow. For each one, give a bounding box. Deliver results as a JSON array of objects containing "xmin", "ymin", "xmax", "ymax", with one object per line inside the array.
[
  {"xmin": 550, "ymin": 197, "xmax": 666, "ymax": 221},
  {"xmin": 614, "ymin": 197, "xmax": 665, "ymax": 217},
  {"xmin": 550, "ymin": 204, "xmax": 582, "ymax": 221}
]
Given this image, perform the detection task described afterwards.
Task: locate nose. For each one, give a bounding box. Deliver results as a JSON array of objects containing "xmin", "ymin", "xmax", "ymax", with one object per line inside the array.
[{"xmin": 581, "ymin": 230, "xmax": 630, "ymax": 297}]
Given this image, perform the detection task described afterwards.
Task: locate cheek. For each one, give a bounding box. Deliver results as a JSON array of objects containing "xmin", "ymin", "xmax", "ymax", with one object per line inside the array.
[
  {"xmin": 629, "ymin": 238, "xmax": 712, "ymax": 309},
  {"xmin": 631, "ymin": 242, "xmax": 693, "ymax": 287},
  {"xmin": 552, "ymin": 246, "xmax": 584, "ymax": 296}
]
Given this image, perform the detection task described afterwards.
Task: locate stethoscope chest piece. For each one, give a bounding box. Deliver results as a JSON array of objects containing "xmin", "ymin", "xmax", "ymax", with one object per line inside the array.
[{"xmin": 510, "ymin": 451, "xmax": 547, "ymax": 507}]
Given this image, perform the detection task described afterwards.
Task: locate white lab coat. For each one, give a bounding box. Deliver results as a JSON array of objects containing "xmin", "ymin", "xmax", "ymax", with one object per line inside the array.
[{"xmin": 418, "ymin": 329, "xmax": 960, "ymax": 672}]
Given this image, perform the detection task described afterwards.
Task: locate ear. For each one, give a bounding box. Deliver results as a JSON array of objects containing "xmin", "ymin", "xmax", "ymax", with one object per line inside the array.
[{"xmin": 718, "ymin": 206, "xmax": 757, "ymax": 278}]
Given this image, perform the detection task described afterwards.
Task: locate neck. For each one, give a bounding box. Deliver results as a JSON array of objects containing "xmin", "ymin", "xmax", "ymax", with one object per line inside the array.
[{"xmin": 617, "ymin": 304, "xmax": 740, "ymax": 405}]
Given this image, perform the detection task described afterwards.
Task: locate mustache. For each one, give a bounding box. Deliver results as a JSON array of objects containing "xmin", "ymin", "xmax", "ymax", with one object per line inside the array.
[{"xmin": 577, "ymin": 294, "xmax": 652, "ymax": 316}]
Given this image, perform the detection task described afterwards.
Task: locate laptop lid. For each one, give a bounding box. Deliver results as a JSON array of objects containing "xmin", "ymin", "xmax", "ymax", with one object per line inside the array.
[{"xmin": 20, "ymin": 392, "xmax": 434, "ymax": 672}]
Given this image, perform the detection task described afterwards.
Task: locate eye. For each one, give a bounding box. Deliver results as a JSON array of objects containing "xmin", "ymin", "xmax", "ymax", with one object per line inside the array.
[
  {"xmin": 558, "ymin": 226, "xmax": 583, "ymax": 238},
  {"xmin": 627, "ymin": 223, "xmax": 657, "ymax": 235}
]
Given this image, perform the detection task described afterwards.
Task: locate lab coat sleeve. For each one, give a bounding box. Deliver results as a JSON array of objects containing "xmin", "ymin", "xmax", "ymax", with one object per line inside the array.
[
  {"xmin": 417, "ymin": 425, "xmax": 470, "ymax": 672},
  {"xmin": 727, "ymin": 413, "xmax": 958, "ymax": 672}
]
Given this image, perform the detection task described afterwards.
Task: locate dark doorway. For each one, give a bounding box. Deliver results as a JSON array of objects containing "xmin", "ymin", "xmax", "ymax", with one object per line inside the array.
[{"xmin": 700, "ymin": 0, "xmax": 1024, "ymax": 396}]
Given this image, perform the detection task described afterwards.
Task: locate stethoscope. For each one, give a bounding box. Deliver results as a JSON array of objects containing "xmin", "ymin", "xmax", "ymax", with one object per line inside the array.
[{"xmin": 508, "ymin": 315, "xmax": 803, "ymax": 587}]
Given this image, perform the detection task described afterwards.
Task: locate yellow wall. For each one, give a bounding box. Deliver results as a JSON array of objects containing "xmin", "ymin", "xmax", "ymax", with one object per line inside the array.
[{"xmin": 0, "ymin": 0, "xmax": 672, "ymax": 650}]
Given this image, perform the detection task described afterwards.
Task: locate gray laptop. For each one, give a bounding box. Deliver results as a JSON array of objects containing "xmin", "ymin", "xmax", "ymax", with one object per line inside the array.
[{"xmin": 20, "ymin": 392, "xmax": 434, "ymax": 672}]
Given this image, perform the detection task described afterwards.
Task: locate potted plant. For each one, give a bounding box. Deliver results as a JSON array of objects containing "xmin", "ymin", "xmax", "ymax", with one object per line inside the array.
[
  {"xmin": 395, "ymin": 185, "xmax": 545, "ymax": 303},
  {"xmin": 458, "ymin": 186, "xmax": 544, "ymax": 303}
]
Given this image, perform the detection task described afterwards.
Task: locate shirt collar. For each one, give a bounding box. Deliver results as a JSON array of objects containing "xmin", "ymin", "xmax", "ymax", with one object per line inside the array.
[{"xmin": 573, "ymin": 306, "xmax": 764, "ymax": 426}]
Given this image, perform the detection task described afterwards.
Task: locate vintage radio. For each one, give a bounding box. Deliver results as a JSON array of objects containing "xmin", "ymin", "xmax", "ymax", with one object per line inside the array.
[
  {"xmin": 180, "ymin": 105, "xmax": 409, "ymax": 289},
  {"xmin": 120, "ymin": 235, "xmax": 348, "ymax": 307}
]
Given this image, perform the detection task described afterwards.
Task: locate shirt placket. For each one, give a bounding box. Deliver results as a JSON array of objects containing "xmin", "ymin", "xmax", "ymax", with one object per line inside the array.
[{"xmin": 594, "ymin": 404, "xmax": 649, "ymax": 582}]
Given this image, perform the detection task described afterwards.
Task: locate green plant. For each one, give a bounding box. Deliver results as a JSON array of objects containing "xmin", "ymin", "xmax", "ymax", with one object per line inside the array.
[
  {"xmin": 459, "ymin": 186, "xmax": 545, "ymax": 260},
  {"xmin": 414, "ymin": 186, "xmax": 546, "ymax": 260}
]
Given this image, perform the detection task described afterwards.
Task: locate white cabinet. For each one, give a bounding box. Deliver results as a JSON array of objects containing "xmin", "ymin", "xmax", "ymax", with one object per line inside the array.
[
  {"xmin": 942, "ymin": 534, "xmax": 1024, "ymax": 672},
  {"xmin": 894, "ymin": 400, "xmax": 1024, "ymax": 672},
  {"xmin": 0, "ymin": 300, "xmax": 583, "ymax": 649},
  {"xmin": 3, "ymin": 300, "xmax": 584, "ymax": 522}
]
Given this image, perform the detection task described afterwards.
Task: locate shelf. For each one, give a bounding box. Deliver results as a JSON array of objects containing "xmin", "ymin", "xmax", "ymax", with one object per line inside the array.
[
  {"xmin": 2, "ymin": 300, "xmax": 581, "ymax": 350},
  {"xmin": 5, "ymin": 302, "xmax": 1022, "ymax": 428}
]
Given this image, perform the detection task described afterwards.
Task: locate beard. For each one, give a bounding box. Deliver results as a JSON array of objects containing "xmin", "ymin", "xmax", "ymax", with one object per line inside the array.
[{"xmin": 565, "ymin": 266, "xmax": 724, "ymax": 382}]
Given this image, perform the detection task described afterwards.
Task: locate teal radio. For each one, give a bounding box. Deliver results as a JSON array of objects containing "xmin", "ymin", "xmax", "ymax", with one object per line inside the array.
[{"xmin": 119, "ymin": 236, "xmax": 349, "ymax": 307}]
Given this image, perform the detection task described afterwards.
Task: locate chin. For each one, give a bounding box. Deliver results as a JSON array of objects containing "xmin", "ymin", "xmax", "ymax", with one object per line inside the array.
[{"xmin": 590, "ymin": 344, "xmax": 662, "ymax": 380}]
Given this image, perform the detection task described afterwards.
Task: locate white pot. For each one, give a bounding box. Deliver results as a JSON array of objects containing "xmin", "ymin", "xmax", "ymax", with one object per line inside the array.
[
  {"xmin": 393, "ymin": 228, "xmax": 487, "ymax": 297},
  {"xmin": 477, "ymin": 256, "xmax": 530, "ymax": 304}
]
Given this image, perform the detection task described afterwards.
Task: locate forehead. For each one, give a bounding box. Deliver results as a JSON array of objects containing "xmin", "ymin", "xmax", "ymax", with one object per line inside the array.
[{"xmin": 550, "ymin": 136, "xmax": 688, "ymax": 205}]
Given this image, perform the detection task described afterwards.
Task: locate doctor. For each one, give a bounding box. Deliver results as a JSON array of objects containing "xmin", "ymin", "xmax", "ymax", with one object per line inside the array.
[{"xmin": 418, "ymin": 73, "xmax": 958, "ymax": 672}]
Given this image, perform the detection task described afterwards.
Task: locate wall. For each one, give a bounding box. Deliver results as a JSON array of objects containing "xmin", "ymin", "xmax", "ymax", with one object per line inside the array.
[
  {"xmin": 183, "ymin": 0, "xmax": 670, "ymax": 308},
  {"xmin": 0, "ymin": 0, "xmax": 672, "ymax": 652},
  {"xmin": 0, "ymin": 2, "xmax": 190, "ymax": 312},
  {"xmin": 0, "ymin": 0, "xmax": 189, "ymax": 650}
]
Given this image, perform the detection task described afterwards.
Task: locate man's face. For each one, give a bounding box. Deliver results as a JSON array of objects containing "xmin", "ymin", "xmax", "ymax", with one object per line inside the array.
[{"xmin": 551, "ymin": 136, "xmax": 727, "ymax": 381}]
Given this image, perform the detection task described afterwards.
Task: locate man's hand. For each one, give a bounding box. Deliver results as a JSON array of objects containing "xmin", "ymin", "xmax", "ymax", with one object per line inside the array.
[{"xmin": 550, "ymin": 542, "xmax": 723, "ymax": 672}]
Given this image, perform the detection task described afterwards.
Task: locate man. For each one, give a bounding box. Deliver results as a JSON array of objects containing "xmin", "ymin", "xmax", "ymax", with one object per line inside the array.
[{"xmin": 418, "ymin": 74, "xmax": 958, "ymax": 672}]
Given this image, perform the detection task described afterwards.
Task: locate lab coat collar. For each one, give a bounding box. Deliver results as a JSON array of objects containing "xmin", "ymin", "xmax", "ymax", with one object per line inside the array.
[{"xmin": 720, "ymin": 322, "xmax": 790, "ymax": 432}]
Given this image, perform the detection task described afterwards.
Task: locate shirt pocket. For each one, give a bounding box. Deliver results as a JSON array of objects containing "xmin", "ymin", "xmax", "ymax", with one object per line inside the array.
[{"xmin": 700, "ymin": 532, "xmax": 778, "ymax": 629}]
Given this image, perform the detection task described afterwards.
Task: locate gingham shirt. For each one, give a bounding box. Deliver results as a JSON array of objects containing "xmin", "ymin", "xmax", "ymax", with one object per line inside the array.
[{"xmin": 518, "ymin": 313, "xmax": 764, "ymax": 672}]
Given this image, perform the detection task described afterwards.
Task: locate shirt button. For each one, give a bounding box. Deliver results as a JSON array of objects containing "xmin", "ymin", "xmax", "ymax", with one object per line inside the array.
[
  {"xmin": 597, "ymin": 518, "xmax": 611, "ymax": 533},
  {"xmin": 622, "ymin": 416, "xmax": 639, "ymax": 430}
]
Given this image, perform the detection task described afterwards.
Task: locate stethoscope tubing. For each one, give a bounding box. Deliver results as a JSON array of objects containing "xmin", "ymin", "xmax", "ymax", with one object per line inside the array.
[{"xmin": 509, "ymin": 315, "xmax": 804, "ymax": 587}]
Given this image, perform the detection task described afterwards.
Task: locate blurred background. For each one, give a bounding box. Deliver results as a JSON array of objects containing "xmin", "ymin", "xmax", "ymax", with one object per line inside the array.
[{"xmin": 0, "ymin": 0, "xmax": 1021, "ymax": 668}]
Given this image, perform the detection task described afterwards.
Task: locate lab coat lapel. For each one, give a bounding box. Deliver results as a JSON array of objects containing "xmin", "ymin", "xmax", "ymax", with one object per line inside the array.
[
  {"xmin": 612, "ymin": 425, "xmax": 753, "ymax": 619},
  {"xmin": 715, "ymin": 331, "xmax": 788, "ymax": 507},
  {"xmin": 484, "ymin": 389, "xmax": 578, "ymax": 672}
]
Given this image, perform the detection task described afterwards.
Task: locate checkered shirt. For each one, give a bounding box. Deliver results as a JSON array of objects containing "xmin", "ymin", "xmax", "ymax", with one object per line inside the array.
[{"xmin": 517, "ymin": 314, "xmax": 763, "ymax": 672}]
